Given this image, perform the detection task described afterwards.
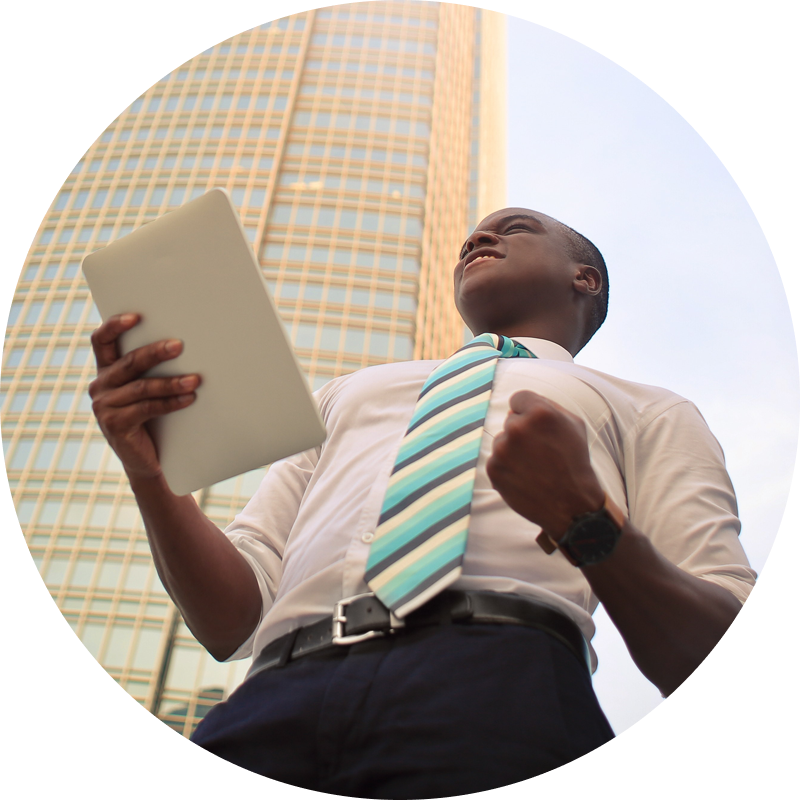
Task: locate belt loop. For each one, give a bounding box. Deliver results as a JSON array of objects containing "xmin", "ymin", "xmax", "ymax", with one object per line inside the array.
[
  {"xmin": 448, "ymin": 590, "xmax": 473, "ymax": 621},
  {"xmin": 275, "ymin": 628, "xmax": 299, "ymax": 668}
]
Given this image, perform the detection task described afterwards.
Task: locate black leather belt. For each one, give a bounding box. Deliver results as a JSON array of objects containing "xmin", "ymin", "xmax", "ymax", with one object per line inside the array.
[{"xmin": 247, "ymin": 590, "xmax": 590, "ymax": 680}]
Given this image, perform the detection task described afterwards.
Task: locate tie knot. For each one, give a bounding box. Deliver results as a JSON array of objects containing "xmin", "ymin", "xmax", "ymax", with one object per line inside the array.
[{"xmin": 463, "ymin": 333, "xmax": 536, "ymax": 360}]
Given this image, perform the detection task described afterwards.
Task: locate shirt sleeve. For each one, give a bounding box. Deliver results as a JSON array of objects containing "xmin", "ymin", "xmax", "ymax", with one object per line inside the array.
[
  {"xmin": 220, "ymin": 444, "xmax": 320, "ymax": 660},
  {"xmin": 623, "ymin": 399, "xmax": 757, "ymax": 603}
]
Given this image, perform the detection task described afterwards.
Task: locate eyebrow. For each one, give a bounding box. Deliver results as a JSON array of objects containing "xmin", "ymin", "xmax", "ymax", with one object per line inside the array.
[{"xmin": 459, "ymin": 214, "xmax": 547, "ymax": 258}]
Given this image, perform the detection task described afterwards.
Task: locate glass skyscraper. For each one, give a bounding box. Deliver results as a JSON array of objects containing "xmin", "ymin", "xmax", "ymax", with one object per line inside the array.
[{"xmin": 2, "ymin": 1, "xmax": 507, "ymax": 736}]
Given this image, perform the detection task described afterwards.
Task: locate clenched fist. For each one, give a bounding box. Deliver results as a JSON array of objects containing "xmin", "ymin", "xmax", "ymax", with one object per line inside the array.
[{"xmin": 486, "ymin": 390, "xmax": 605, "ymax": 536}]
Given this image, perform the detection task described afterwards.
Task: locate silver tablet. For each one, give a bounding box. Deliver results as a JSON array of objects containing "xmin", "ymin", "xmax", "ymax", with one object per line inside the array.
[{"xmin": 82, "ymin": 188, "xmax": 327, "ymax": 496}]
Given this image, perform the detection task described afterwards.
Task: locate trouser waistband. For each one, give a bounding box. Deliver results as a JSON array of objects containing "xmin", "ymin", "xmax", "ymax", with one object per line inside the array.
[{"xmin": 247, "ymin": 590, "xmax": 590, "ymax": 681}]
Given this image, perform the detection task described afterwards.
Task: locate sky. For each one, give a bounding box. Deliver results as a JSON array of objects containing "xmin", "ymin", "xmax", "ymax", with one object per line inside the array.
[{"xmin": 508, "ymin": 0, "xmax": 800, "ymax": 800}]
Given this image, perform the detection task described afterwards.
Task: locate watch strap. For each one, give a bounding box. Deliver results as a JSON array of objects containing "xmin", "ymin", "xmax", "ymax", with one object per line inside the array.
[{"xmin": 535, "ymin": 492, "xmax": 626, "ymax": 565}]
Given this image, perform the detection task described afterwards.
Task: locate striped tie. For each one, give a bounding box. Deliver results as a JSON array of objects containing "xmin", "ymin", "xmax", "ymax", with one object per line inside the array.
[{"xmin": 365, "ymin": 333, "xmax": 537, "ymax": 618}]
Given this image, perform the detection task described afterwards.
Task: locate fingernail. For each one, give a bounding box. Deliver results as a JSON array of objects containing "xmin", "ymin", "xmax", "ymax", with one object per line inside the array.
[
  {"xmin": 165, "ymin": 339, "xmax": 182, "ymax": 355},
  {"xmin": 179, "ymin": 376, "xmax": 197, "ymax": 389},
  {"xmin": 121, "ymin": 313, "xmax": 137, "ymax": 325}
]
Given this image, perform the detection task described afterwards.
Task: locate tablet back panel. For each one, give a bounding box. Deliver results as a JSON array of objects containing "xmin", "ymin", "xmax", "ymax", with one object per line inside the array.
[{"xmin": 83, "ymin": 188, "xmax": 326, "ymax": 495}]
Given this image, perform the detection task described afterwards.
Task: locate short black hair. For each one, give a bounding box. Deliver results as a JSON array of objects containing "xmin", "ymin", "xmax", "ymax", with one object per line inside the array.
[{"xmin": 553, "ymin": 220, "xmax": 609, "ymax": 345}]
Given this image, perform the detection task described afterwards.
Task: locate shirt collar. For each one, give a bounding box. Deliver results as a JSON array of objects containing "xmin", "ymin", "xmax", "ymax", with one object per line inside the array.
[{"xmin": 511, "ymin": 337, "xmax": 574, "ymax": 363}]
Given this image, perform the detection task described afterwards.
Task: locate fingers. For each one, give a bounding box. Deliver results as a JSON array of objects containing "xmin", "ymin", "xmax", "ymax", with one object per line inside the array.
[
  {"xmin": 100, "ymin": 373, "xmax": 201, "ymax": 409},
  {"xmin": 92, "ymin": 337, "xmax": 185, "ymax": 394},
  {"xmin": 507, "ymin": 389, "xmax": 540, "ymax": 415},
  {"xmin": 91, "ymin": 313, "xmax": 185, "ymax": 391},
  {"xmin": 100, "ymin": 391, "xmax": 198, "ymax": 434},
  {"xmin": 91, "ymin": 313, "xmax": 140, "ymax": 369},
  {"xmin": 93, "ymin": 374, "xmax": 200, "ymax": 438}
]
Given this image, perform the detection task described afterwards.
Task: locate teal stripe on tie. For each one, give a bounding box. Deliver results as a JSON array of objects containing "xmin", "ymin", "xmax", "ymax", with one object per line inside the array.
[
  {"xmin": 377, "ymin": 529, "xmax": 470, "ymax": 609},
  {"xmin": 368, "ymin": 479, "xmax": 475, "ymax": 565},
  {"xmin": 406, "ymin": 362, "xmax": 496, "ymax": 430},
  {"xmin": 393, "ymin": 402, "xmax": 488, "ymax": 473},
  {"xmin": 366, "ymin": 333, "xmax": 537, "ymax": 617},
  {"xmin": 381, "ymin": 437, "xmax": 480, "ymax": 517}
]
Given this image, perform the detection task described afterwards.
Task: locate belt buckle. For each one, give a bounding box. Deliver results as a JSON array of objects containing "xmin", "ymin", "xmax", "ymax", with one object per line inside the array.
[{"xmin": 332, "ymin": 592, "xmax": 404, "ymax": 645}]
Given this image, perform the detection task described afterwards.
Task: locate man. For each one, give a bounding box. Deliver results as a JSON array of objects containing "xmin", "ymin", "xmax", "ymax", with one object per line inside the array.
[{"xmin": 89, "ymin": 207, "xmax": 755, "ymax": 797}]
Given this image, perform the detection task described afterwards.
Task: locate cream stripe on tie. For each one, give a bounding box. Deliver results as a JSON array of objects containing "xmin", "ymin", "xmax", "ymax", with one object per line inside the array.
[{"xmin": 365, "ymin": 333, "xmax": 537, "ymax": 617}]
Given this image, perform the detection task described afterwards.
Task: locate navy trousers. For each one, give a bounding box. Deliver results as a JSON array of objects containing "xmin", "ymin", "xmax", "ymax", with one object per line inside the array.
[{"xmin": 191, "ymin": 623, "xmax": 614, "ymax": 798}]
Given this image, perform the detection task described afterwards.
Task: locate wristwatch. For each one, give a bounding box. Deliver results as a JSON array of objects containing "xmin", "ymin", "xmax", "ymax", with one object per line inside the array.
[{"xmin": 535, "ymin": 493, "xmax": 626, "ymax": 567}]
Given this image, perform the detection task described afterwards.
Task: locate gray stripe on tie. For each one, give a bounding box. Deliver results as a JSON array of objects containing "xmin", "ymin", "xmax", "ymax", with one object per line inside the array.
[
  {"xmin": 406, "ymin": 379, "xmax": 494, "ymax": 435},
  {"xmin": 378, "ymin": 456, "xmax": 479, "ymax": 525},
  {"xmin": 391, "ymin": 418, "xmax": 485, "ymax": 475},
  {"xmin": 364, "ymin": 504, "xmax": 471, "ymax": 582},
  {"xmin": 388, "ymin": 555, "xmax": 464, "ymax": 613},
  {"xmin": 418, "ymin": 353, "xmax": 498, "ymax": 400}
]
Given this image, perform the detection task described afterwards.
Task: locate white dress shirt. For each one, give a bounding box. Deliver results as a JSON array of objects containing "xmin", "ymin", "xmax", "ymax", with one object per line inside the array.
[{"xmin": 224, "ymin": 337, "xmax": 756, "ymax": 669}]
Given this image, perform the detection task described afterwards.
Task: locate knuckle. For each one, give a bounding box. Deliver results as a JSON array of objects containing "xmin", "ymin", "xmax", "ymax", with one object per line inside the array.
[
  {"xmin": 122, "ymin": 349, "xmax": 138, "ymax": 371},
  {"xmin": 491, "ymin": 436, "xmax": 509, "ymax": 461},
  {"xmin": 132, "ymin": 378, "xmax": 148, "ymax": 399},
  {"xmin": 104, "ymin": 416, "xmax": 121, "ymax": 435},
  {"xmin": 526, "ymin": 403, "xmax": 556, "ymax": 427}
]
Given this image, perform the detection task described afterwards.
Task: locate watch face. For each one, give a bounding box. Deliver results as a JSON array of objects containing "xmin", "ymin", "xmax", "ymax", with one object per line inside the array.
[{"xmin": 561, "ymin": 511, "xmax": 621, "ymax": 566}]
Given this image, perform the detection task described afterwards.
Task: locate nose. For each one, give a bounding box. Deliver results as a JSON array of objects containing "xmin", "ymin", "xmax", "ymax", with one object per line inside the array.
[{"xmin": 463, "ymin": 228, "xmax": 500, "ymax": 255}]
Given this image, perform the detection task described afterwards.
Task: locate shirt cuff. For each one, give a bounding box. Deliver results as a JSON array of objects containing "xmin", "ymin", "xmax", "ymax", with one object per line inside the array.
[{"xmin": 220, "ymin": 545, "xmax": 271, "ymax": 662}]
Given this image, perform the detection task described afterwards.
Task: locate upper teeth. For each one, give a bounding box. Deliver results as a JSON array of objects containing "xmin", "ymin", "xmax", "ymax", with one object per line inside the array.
[{"xmin": 471, "ymin": 255, "xmax": 496, "ymax": 263}]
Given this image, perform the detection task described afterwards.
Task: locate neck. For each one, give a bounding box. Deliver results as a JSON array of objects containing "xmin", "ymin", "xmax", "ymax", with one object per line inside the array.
[{"xmin": 470, "ymin": 319, "xmax": 586, "ymax": 357}]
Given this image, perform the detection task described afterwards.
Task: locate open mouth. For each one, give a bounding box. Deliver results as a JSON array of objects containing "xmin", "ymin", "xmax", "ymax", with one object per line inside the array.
[{"xmin": 464, "ymin": 252, "xmax": 504, "ymax": 271}]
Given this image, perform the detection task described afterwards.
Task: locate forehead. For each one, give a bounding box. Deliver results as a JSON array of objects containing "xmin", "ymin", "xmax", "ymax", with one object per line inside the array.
[{"xmin": 474, "ymin": 207, "xmax": 556, "ymax": 233}]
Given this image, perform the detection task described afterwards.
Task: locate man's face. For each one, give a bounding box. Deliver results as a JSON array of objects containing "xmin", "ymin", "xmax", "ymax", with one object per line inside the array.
[{"xmin": 453, "ymin": 207, "xmax": 578, "ymax": 334}]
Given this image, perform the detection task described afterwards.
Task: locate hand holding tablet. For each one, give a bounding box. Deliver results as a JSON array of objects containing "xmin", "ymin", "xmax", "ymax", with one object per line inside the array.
[{"xmin": 82, "ymin": 189, "xmax": 326, "ymax": 496}]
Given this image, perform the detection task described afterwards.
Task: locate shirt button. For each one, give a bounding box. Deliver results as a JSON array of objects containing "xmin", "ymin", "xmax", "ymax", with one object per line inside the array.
[{"xmin": 362, "ymin": 532, "xmax": 375, "ymax": 543}]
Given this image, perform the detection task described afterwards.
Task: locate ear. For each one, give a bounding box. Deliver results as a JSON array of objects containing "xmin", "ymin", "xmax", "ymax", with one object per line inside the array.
[{"xmin": 573, "ymin": 265, "xmax": 602, "ymax": 297}]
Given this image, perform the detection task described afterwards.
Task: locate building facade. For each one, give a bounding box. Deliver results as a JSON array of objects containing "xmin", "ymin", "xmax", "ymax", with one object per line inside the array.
[{"xmin": 2, "ymin": 1, "xmax": 506, "ymax": 736}]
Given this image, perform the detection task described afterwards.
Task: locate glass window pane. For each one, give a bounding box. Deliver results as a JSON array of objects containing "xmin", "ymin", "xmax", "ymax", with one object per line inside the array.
[
  {"xmin": 17, "ymin": 500, "xmax": 37, "ymax": 524},
  {"xmin": 70, "ymin": 557, "xmax": 96, "ymax": 587},
  {"xmin": 44, "ymin": 556, "xmax": 70, "ymax": 585},
  {"xmin": 104, "ymin": 625, "xmax": 134, "ymax": 667},
  {"xmin": 132, "ymin": 628, "xmax": 163, "ymax": 671},
  {"xmin": 33, "ymin": 440, "xmax": 58, "ymax": 469},
  {"xmin": 81, "ymin": 441, "xmax": 106, "ymax": 471},
  {"xmin": 89, "ymin": 502, "xmax": 113, "ymax": 529},
  {"xmin": 97, "ymin": 559, "xmax": 122, "ymax": 589},
  {"xmin": 57, "ymin": 440, "xmax": 82, "ymax": 471},
  {"xmin": 125, "ymin": 562, "xmax": 151, "ymax": 592},
  {"xmin": 39, "ymin": 500, "xmax": 62, "ymax": 525},
  {"xmin": 9, "ymin": 439, "xmax": 34, "ymax": 470}
]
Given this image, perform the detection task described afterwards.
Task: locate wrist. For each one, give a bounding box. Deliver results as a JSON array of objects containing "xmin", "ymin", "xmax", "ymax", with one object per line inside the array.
[
  {"xmin": 536, "ymin": 492, "xmax": 627, "ymax": 567},
  {"xmin": 127, "ymin": 468, "xmax": 176, "ymax": 499},
  {"xmin": 548, "ymin": 483, "xmax": 607, "ymax": 538}
]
